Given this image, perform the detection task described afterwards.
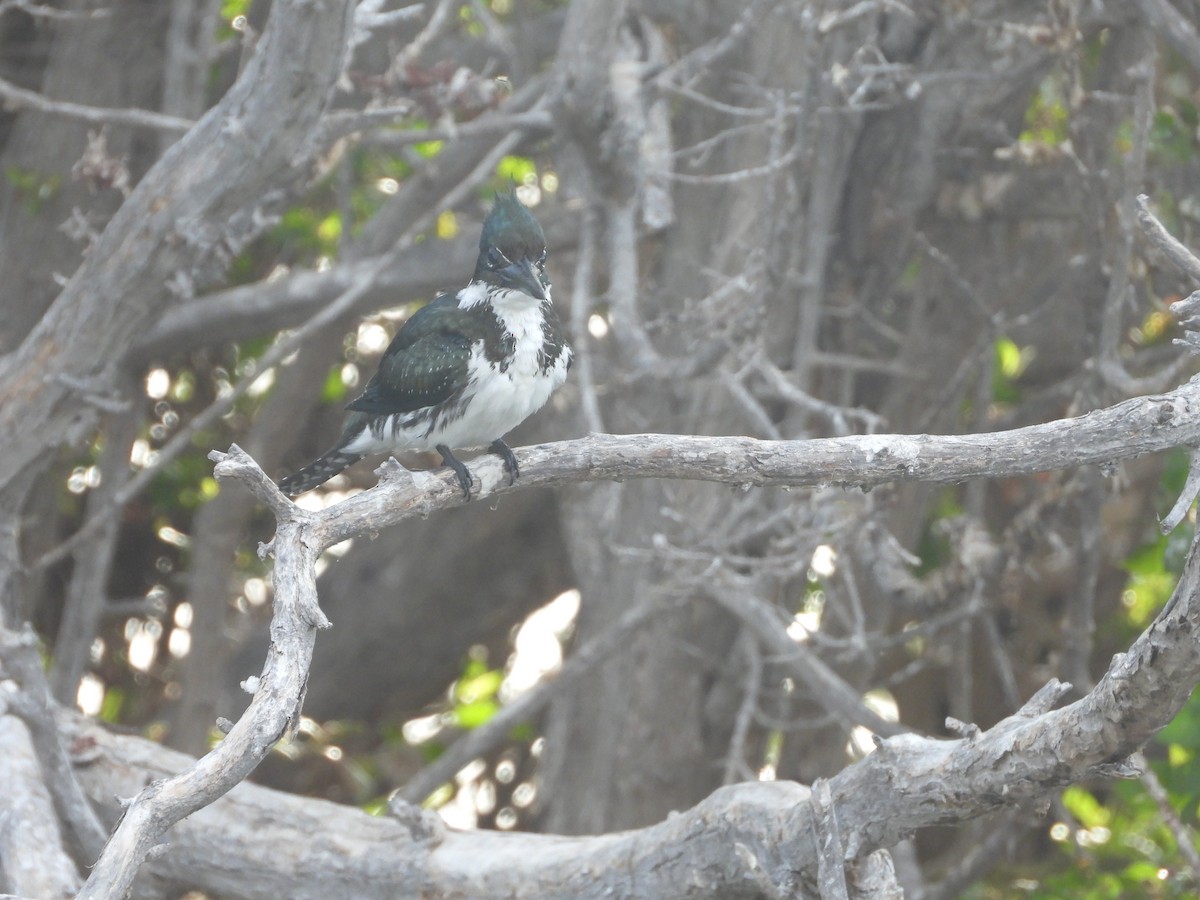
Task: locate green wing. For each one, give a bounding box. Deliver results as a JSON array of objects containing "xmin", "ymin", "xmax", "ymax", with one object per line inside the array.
[{"xmin": 346, "ymin": 297, "xmax": 474, "ymax": 415}]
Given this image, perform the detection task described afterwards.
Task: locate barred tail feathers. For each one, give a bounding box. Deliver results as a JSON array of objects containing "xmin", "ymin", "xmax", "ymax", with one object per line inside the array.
[{"xmin": 278, "ymin": 448, "xmax": 364, "ymax": 496}]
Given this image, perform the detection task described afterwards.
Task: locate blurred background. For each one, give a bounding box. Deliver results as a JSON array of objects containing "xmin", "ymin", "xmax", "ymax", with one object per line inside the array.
[{"xmin": 4, "ymin": 0, "xmax": 1200, "ymax": 895}]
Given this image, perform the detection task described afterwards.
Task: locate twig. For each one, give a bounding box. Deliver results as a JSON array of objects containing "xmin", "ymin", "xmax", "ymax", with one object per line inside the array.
[
  {"xmin": 708, "ymin": 574, "xmax": 908, "ymax": 738},
  {"xmin": 49, "ymin": 396, "xmax": 141, "ymax": 702},
  {"xmin": 567, "ymin": 203, "xmax": 605, "ymax": 433},
  {"xmin": 724, "ymin": 631, "xmax": 765, "ymax": 784},
  {"xmin": 324, "ymin": 106, "xmax": 553, "ymax": 148},
  {"xmin": 394, "ymin": 0, "xmax": 460, "ymax": 71},
  {"xmin": 605, "ymin": 197, "xmax": 661, "ymax": 369},
  {"xmin": 1135, "ymin": 752, "xmax": 1200, "ymax": 877},
  {"xmin": 351, "ymin": 0, "xmax": 423, "ymax": 47},
  {"xmin": 1098, "ymin": 35, "xmax": 1156, "ymax": 389},
  {"xmin": 1136, "ymin": 194, "xmax": 1200, "ymax": 283},
  {"xmin": 1063, "ymin": 469, "xmax": 1106, "ymax": 691},
  {"xmin": 0, "ymin": 74, "xmax": 192, "ymax": 134},
  {"xmin": 0, "ymin": 0, "xmax": 111, "ymax": 21},
  {"xmin": 1131, "ymin": 0, "xmax": 1200, "ymax": 75},
  {"xmin": 1162, "ymin": 447, "xmax": 1200, "ymax": 533}
]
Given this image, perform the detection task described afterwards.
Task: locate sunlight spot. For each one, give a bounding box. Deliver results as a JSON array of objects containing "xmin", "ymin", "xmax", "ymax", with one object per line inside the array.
[
  {"xmin": 244, "ymin": 578, "xmax": 268, "ymax": 606},
  {"xmin": 323, "ymin": 746, "xmax": 343, "ymax": 762},
  {"xmin": 475, "ymin": 780, "xmax": 496, "ymax": 815},
  {"xmin": 810, "ymin": 544, "xmax": 837, "ymax": 577},
  {"xmin": 512, "ymin": 782, "xmax": 536, "ymax": 808},
  {"xmin": 157, "ymin": 525, "xmax": 189, "ymax": 548},
  {"xmin": 847, "ymin": 690, "xmax": 899, "ymax": 758},
  {"xmin": 357, "ymin": 322, "xmax": 391, "ymax": 354},
  {"xmin": 128, "ymin": 626, "xmax": 157, "ymax": 672},
  {"xmin": 787, "ymin": 610, "xmax": 821, "ymax": 642},
  {"xmin": 247, "ymin": 367, "xmax": 275, "ymax": 397},
  {"xmin": 501, "ymin": 589, "xmax": 580, "ymax": 701},
  {"xmin": 515, "ymin": 183, "xmax": 541, "ymax": 207},
  {"xmin": 77, "ymin": 673, "xmax": 105, "ymax": 716},
  {"xmin": 130, "ymin": 438, "xmax": 152, "ymax": 468},
  {"xmin": 145, "ymin": 368, "xmax": 170, "ymax": 400},
  {"xmin": 325, "ymin": 539, "xmax": 354, "ymax": 558},
  {"xmin": 168, "ymin": 628, "xmax": 191, "ymax": 658},
  {"xmin": 403, "ymin": 711, "xmax": 448, "ymax": 745},
  {"xmin": 377, "ymin": 177, "xmax": 400, "ymax": 195},
  {"xmin": 174, "ymin": 602, "xmax": 194, "ymax": 628},
  {"xmin": 587, "ymin": 313, "xmax": 609, "ymax": 338},
  {"xmin": 1049, "ymin": 822, "xmax": 1070, "ymax": 841}
]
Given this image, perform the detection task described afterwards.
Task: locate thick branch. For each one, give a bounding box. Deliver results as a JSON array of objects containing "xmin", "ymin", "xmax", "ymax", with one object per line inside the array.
[
  {"xmin": 0, "ymin": 715, "xmax": 80, "ymax": 898},
  {"xmin": 55, "ymin": 506, "xmax": 1200, "ymax": 897},
  {"xmin": 75, "ymin": 449, "xmax": 327, "ymax": 898},
  {"xmin": 0, "ymin": 0, "xmax": 354, "ymax": 498},
  {"xmin": 311, "ymin": 378, "xmax": 1200, "ymax": 548}
]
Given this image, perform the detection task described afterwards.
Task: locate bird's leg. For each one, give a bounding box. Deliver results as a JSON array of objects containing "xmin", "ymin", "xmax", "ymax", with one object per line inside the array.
[
  {"xmin": 488, "ymin": 439, "xmax": 519, "ymax": 486},
  {"xmin": 436, "ymin": 444, "xmax": 474, "ymax": 500}
]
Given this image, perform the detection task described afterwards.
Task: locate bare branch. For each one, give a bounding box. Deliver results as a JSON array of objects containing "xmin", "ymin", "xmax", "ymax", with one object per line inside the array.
[
  {"xmin": 54, "ymin": 508, "xmax": 1200, "ymax": 897},
  {"xmin": 0, "ymin": 0, "xmax": 111, "ymax": 19},
  {"xmin": 0, "ymin": 625, "xmax": 107, "ymax": 862},
  {"xmin": 74, "ymin": 482, "xmax": 326, "ymax": 898},
  {"xmin": 1137, "ymin": 194, "xmax": 1200, "ymax": 283},
  {"xmin": 0, "ymin": 713, "xmax": 80, "ymax": 898},
  {"xmin": 0, "ymin": 74, "xmax": 192, "ymax": 135},
  {"xmin": 311, "ymin": 377, "xmax": 1200, "ymax": 548},
  {"xmin": 1135, "ymin": 752, "xmax": 1200, "ymax": 878},
  {"xmin": 709, "ymin": 576, "xmax": 907, "ymax": 738},
  {"xmin": 1131, "ymin": 0, "xmax": 1200, "ymax": 74}
]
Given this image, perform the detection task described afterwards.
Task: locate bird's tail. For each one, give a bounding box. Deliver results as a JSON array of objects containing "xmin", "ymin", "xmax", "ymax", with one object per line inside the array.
[{"xmin": 278, "ymin": 448, "xmax": 364, "ymax": 496}]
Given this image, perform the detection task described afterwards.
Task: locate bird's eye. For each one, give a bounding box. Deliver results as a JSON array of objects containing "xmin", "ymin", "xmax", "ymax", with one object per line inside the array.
[
  {"xmin": 537, "ymin": 249, "xmax": 547, "ymax": 271},
  {"xmin": 489, "ymin": 248, "xmax": 511, "ymax": 270}
]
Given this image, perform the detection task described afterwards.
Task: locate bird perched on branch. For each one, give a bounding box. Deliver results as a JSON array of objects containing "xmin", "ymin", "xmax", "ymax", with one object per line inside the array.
[{"xmin": 279, "ymin": 192, "xmax": 572, "ymax": 500}]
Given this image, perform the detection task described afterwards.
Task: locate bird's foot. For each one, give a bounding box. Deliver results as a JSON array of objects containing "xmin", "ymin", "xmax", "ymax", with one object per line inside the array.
[
  {"xmin": 488, "ymin": 439, "xmax": 519, "ymax": 486},
  {"xmin": 437, "ymin": 444, "xmax": 474, "ymax": 500}
]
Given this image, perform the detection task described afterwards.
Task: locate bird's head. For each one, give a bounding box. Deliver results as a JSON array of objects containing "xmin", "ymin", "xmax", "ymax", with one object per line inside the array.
[{"xmin": 474, "ymin": 190, "xmax": 549, "ymax": 301}]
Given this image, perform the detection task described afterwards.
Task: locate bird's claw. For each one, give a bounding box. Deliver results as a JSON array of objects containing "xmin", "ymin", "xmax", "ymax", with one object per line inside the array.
[
  {"xmin": 437, "ymin": 444, "xmax": 475, "ymax": 500},
  {"xmin": 489, "ymin": 439, "xmax": 519, "ymax": 486}
]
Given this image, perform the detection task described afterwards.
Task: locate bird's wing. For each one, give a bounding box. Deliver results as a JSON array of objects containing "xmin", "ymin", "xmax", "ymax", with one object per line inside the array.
[{"xmin": 346, "ymin": 301, "xmax": 475, "ymax": 415}]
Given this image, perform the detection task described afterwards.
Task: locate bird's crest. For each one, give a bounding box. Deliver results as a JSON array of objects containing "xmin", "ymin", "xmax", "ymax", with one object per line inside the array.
[{"xmin": 480, "ymin": 190, "xmax": 545, "ymax": 261}]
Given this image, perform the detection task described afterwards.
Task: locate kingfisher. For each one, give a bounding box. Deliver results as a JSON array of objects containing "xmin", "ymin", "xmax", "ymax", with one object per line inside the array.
[{"xmin": 279, "ymin": 192, "xmax": 572, "ymax": 500}]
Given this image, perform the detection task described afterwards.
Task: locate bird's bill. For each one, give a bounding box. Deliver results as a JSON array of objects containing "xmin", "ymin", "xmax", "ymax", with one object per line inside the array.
[{"xmin": 498, "ymin": 257, "xmax": 546, "ymax": 301}]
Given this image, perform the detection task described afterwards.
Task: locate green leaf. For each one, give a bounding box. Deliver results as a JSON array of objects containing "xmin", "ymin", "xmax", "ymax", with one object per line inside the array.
[
  {"xmin": 320, "ymin": 365, "xmax": 349, "ymax": 404},
  {"xmin": 496, "ymin": 155, "xmax": 537, "ymax": 185},
  {"xmin": 455, "ymin": 668, "xmax": 503, "ymax": 705},
  {"xmin": 100, "ymin": 686, "xmax": 125, "ymax": 724},
  {"xmin": 454, "ymin": 698, "xmax": 499, "ymax": 728},
  {"xmin": 1062, "ymin": 785, "xmax": 1111, "ymax": 828}
]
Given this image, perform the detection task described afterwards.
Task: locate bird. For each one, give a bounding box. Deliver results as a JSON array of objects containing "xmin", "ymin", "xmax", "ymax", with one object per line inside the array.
[{"xmin": 279, "ymin": 191, "xmax": 572, "ymax": 500}]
